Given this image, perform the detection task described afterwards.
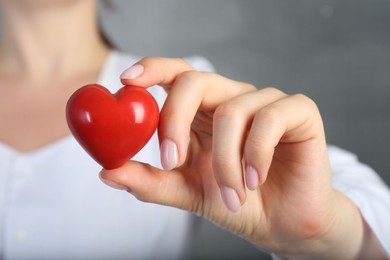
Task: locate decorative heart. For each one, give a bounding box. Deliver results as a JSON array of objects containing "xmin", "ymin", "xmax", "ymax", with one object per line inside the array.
[{"xmin": 66, "ymin": 84, "xmax": 159, "ymax": 169}]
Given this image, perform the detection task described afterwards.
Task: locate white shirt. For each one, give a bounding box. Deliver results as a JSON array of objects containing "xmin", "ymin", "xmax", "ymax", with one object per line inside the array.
[
  {"xmin": 0, "ymin": 51, "xmax": 389, "ymax": 259},
  {"xmin": 0, "ymin": 51, "xmax": 213, "ymax": 260},
  {"xmin": 329, "ymin": 146, "xmax": 390, "ymax": 256}
]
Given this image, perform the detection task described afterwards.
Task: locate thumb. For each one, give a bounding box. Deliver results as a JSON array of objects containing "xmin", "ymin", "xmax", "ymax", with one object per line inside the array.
[{"xmin": 99, "ymin": 161, "xmax": 193, "ymax": 210}]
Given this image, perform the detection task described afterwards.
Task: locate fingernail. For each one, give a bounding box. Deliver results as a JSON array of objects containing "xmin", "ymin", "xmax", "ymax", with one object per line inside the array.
[
  {"xmin": 120, "ymin": 64, "xmax": 144, "ymax": 79},
  {"xmin": 245, "ymin": 165, "xmax": 259, "ymax": 190},
  {"xmin": 160, "ymin": 139, "xmax": 178, "ymax": 171},
  {"xmin": 99, "ymin": 172, "xmax": 127, "ymax": 190},
  {"xmin": 220, "ymin": 186, "xmax": 241, "ymax": 212}
]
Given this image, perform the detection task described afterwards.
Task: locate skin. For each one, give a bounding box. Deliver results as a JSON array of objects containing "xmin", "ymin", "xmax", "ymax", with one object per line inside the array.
[
  {"xmin": 101, "ymin": 58, "xmax": 387, "ymax": 259},
  {"xmin": 0, "ymin": 0, "xmax": 385, "ymax": 258},
  {"xmin": 0, "ymin": 0, "xmax": 107, "ymax": 152}
]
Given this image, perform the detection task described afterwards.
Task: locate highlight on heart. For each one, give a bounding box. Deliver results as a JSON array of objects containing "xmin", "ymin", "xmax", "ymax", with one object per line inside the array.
[{"xmin": 66, "ymin": 84, "xmax": 160, "ymax": 169}]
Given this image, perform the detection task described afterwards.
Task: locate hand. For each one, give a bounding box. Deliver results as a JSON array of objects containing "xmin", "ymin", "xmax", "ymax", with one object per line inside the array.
[{"xmin": 99, "ymin": 57, "xmax": 368, "ymax": 258}]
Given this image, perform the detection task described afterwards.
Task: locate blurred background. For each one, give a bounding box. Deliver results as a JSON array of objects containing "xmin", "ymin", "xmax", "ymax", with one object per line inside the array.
[{"xmin": 99, "ymin": 1, "xmax": 390, "ymax": 259}]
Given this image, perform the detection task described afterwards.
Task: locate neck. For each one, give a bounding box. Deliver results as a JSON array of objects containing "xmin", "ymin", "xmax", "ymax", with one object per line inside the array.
[{"xmin": 0, "ymin": 0, "xmax": 108, "ymax": 87}]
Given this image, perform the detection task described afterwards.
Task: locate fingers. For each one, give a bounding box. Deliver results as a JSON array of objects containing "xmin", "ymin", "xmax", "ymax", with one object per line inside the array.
[
  {"xmin": 117, "ymin": 57, "xmax": 326, "ymax": 214},
  {"xmin": 120, "ymin": 57, "xmax": 194, "ymax": 170},
  {"xmin": 243, "ymin": 94, "xmax": 325, "ymax": 187},
  {"xmin": 212, "ymin": 88, "xmax": 286, "ymax": 209},
  {"xmin": 120, "ymin": 57, "xmax": 255, "ymax": 170},
  {"xmin": 159, "ymin": 71, "xmax": 255, "ymax": 169},
  {"xmin": 212, "ymin": 90, "xmax": 325, "ymax": 213},
  {"xmin": 120, "ymin": 57, "xmax": 194, "ymax": 89},
  {"xmin": 99, "ymin": 161, "xmax": 193, "ymax": 211}
]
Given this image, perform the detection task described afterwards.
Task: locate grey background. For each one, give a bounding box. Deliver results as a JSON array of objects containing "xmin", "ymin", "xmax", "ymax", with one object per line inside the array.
[
  {"xmin": 0, "ymin": 0, "xmax": 386, "ymax": 259},
  {"xmin": 100, "ymin": 1, "xmax": 389, "ymax": 259}
]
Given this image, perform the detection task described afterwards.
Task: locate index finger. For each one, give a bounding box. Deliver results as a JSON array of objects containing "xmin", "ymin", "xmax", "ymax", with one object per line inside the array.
[
  {"xmin": 120, "ymin": 57, "xmax": 194, "ymax": 88},
  {"xmin": 120, "ymin": 57, "xmax": 255, "ymax": 111}
]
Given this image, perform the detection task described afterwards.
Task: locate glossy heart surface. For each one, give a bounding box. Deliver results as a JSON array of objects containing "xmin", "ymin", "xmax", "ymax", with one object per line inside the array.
[{"xmin": 66, "ymin": 84, "xmax": 159, "ymax": 169}]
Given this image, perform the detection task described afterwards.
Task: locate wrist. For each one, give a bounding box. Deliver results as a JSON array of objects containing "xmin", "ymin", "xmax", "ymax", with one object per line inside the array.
[
  {"xmin": 320, "ymin": 191, "xmax": 365, "ymax": 259},
  {"xmin": 275, "ymin": 191, "xmax": 364, "ymax": 260},
  {"xmin": 315, "ymin": 192, "xmax": 386, "ymax": 259}
]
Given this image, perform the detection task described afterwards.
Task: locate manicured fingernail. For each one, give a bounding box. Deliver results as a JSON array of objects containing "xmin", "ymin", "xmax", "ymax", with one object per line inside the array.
[
  {"xmin": 120, "ymin": 64, "xmax": 144, "ymax": 79},
  {"xmin": 220, "ymin": 186, "xmax": 241, "ymax": 212},
  {"xmin": 160, "ymin": 139, "xmax": 178, "ymax": 171},
  {"xmin": 99, "ymin": 172, "xmax": 127, "ymax": 190},
  {"xmin": 245, "ymin": 165, "xmax": 259, "ymax": 190}
]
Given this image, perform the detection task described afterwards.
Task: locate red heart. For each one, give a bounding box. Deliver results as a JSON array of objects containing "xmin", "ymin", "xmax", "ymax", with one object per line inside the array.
[{"xmin": 66, "ymin": 84, "xmax": 159, "ymax": 169}]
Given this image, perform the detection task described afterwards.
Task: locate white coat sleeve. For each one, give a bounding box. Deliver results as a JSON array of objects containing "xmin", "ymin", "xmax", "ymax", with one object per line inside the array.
[{"xmin": 329, "ymin": 145, "xmax": 390, "ymax": 256}]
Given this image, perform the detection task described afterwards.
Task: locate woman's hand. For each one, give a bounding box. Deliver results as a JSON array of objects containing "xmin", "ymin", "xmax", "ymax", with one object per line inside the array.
[{"xmin": 99, "ymin": 57, "xmax": 367, "ymax": 258}]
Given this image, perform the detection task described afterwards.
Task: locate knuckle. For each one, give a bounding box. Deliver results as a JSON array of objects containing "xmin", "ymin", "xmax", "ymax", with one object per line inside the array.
[
  {"xmin": 262, "ymin": 86, "xmax": 286, "ymax": 97},
  {"xmin": 256, "ymin": 106, "xmax": 283, "ymax": 126},
  {"xmin": 245, "ymin": 129, "xmax": 270, "ymax": 153},
  {"xmin": 292, "ymin": 93, "xmax": 320, "ymax": 114},
  {"xmin": 214, "ymin": 102, "xmax": 245, "ymax": 124},
  {"xmin": 159, "ymin": 107, "xmax": 179, "ymax": 125},
  {"xmin": 294, "ymin": 93, "xmax": 317, "ymax": 106},
  {"xmin": 242, "ymin": 82, "xmax": 257, "ymax": 91},
  {"xmin": 175, "ymin": 70, "xmax": 203, "ymax": 86},
  {"xmin": 212, "ymin": 152, "xmax": 229, "ymax": 170},
  {"xmin": 211, "ymin": 153, "xmax": 234, "ymax": 182},
  {"xmin": 172, "ymin": 57, "xmax": 193, "ymax": 68}
]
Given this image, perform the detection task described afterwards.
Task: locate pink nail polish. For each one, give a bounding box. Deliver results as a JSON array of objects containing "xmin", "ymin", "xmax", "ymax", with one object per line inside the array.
[
  {"xmin": 245, "ymin": 165, "xmax": 259, "ymax": 190},
  {"xmin": 220, "ymin": 186, "xmax": 241, "ymax": 212},
  {"xmin": 120, "ymin": 64, "xmax": 144, "ymax": 79},
  {"xmin": 160, "ymin": 139, "xmax": 178, "ymax": 171}
]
